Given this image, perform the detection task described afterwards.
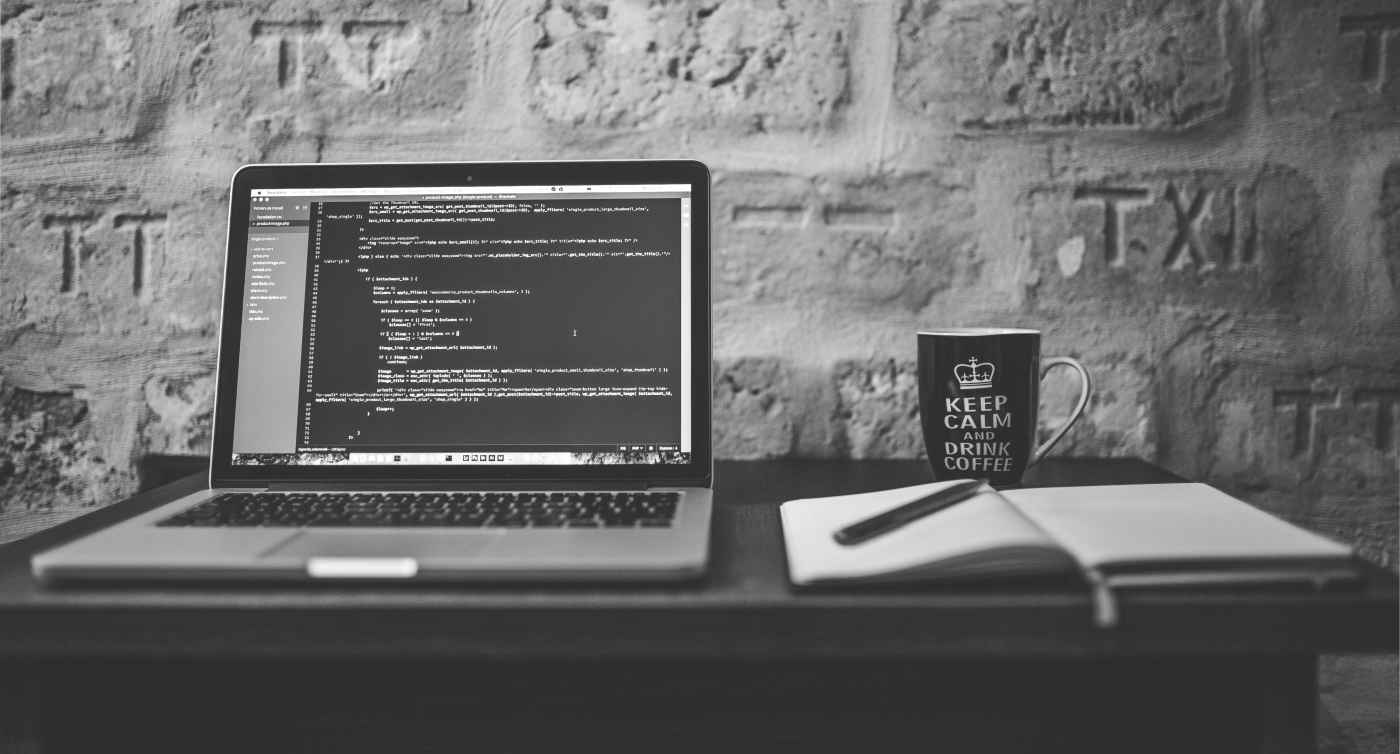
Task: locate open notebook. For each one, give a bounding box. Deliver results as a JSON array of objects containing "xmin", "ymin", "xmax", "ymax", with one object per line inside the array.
[{"xmin": 780, "ymin": 482, "xmax": 1357, "ymax": 627}]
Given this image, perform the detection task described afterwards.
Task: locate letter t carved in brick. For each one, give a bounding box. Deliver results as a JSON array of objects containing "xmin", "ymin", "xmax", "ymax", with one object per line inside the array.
[
  {"xmin": 1339, "ymin": 14, "xmax": 1400, "ymax": 91},
  {"xmin": 41, "ymin": 213, "xmax": 97, "ymax": 294},
  {"xmin": 1073, "ymin": 186, "xmax": 1151, "ymax": 267},
  {"xmin": 1355, "ymin": 389, "xmax": 1400, "ymax": 453},
  {"xmin": 114, "ymin": 212, "xmax": 167, "ymax": 299},
  {"xmin": 1273, "ymin": 389, "xmax": 1339, "ymax": 457}
]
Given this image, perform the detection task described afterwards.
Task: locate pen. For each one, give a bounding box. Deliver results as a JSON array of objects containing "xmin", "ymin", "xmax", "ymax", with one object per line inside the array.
[{"xmin": 832, "ymin": 478, "xmax": 989, "ymax": 546}]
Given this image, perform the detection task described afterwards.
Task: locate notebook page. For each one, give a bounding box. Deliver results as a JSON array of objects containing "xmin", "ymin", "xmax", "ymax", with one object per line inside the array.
[
  {"xmin": 780, "ymin": 482, "xmax": 1064, "ymax": 586},
  {"xmin": 1002, "ymin": 483, "xmax": 1353, "ymax": 570}
]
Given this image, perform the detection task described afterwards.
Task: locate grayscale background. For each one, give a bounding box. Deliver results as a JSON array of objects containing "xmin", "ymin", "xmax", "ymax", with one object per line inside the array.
[{"xmin": 0, "ymin": 1, "xmax": 1395, "ymax": 748}]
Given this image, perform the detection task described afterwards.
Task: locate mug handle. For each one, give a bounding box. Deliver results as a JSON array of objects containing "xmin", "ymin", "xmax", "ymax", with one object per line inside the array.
[{"xmin": 1029, "ymin": 357, "xmax": 1092, "ymax": 466}]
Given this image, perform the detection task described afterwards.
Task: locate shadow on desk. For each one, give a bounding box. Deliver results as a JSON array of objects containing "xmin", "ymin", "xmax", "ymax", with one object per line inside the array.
[
  {"xmin": 1, "ymin": 458, "xmax": 1395, "ymax": 754},
  {"xmin": 11, "ymin": 656, "xmax": 1329, "ymax": 754}
]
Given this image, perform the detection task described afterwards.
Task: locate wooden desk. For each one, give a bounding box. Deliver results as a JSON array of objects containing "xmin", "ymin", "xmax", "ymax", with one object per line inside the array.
[{"xmin": 1, "ymin": 459, "xmax": 1395, "ymax": 753}]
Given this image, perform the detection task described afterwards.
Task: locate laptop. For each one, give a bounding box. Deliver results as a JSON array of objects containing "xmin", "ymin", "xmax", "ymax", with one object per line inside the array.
[{"xmin": 33, "ymin": 160, "xmax": 714, "ymax": 584}]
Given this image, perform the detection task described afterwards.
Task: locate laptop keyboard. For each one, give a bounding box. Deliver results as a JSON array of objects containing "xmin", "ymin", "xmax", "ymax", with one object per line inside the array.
[{"xmin": 157, "ymin": 491, "xmax": 680, "ymax": 529}]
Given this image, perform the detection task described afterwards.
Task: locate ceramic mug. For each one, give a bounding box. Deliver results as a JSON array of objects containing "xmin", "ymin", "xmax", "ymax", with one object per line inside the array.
[{"xmin": 917, "ymin": 328, "xmax": 1091, "ymax": 486}]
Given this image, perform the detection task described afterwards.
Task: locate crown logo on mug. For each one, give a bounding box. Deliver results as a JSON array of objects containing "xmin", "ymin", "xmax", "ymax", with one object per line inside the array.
[{"xmin": 953, "ymin": 357, "xmax": 995, "ymax": 391}]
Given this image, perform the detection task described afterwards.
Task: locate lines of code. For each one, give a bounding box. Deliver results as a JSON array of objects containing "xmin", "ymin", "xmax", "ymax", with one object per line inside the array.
[{"xmin": 295, "ymin": 197, "xmax": 684, "ymax": 451}]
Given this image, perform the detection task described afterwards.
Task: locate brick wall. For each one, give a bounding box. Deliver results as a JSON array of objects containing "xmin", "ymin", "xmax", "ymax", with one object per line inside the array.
[{"xmin": 1, "ymin": 0, "xmax": 1397, "ymax": 563}]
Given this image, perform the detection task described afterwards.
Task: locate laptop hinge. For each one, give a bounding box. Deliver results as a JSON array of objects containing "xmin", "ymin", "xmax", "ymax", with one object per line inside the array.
[{"xmin": 265, "ymin": 480, "xmax": 653, "ymax": 492}]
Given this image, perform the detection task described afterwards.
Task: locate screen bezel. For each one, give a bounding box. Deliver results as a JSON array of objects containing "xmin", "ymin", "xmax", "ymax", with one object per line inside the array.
[{"xmin": 210, "ymin": 160, "xmax": 712, "ymax": 487}]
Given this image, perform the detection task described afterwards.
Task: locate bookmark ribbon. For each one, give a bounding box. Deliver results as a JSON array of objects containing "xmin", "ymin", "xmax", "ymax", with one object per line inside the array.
[{"xmin": 1085, "ymin": 569, "xmax": 1119, "ymax": 629}]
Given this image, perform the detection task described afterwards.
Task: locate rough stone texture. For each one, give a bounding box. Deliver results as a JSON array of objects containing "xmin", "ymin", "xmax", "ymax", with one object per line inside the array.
[
  {"xmin": 1152, "ymin": 318, "xmax": 1400, "ymax": 568},
  {"xmin": 2, "ymin": 0, "xmax": 1395, "ymax": 560},
  {"xmin": 1384, "ymin": 163, "xmax": 1400, "ymax": 294},
  {"xmin": 1, "ymin": 185, "xmax": 220, "ymax": 336},
  {"xmin": 2, "ymin": 0, "xmax": 1395, "ymax": 546},
  {"xmin": 182, "ymin": 0, "xmax": 477, "ymax": 162},
  {"xmin": 1259, "ymin": 0, "xmax": 1400, "ymax": 125},
  {"xmin": 3, "ymin": 0, "xmax": 1397, "ymax": 741},
  {"xmin": 834, "ymin": 359, "xmax": 922, "ymax": 459},
  {"xmin": 1040, "ymin": 354, "xmax": 1156, "ymax": 459},
  {"xmin": 715, "ymin": 171, "xmax": 976, "ymax": 312},
  {"xmin": 140, "ymin": 372, "xmax": 215, "ymax": 455},
  {"xmin": 532, "ymin": 0, "xmax": 851, "ymax": 132},
  {"xmin": 0, "ymin": 383, "xmax": 110, "ymax": 509},
  {"xmin": 0, "ymin": 2, "xmax": 140, "ymax": 141},
  {"xmin": 1020, "ymin": 164, "xmax": 1321, "ymax": 312},
  {"xmin": 711, "ymin": 358, "xmax": 796, "ymax": 458},
  {"xmin": 896, "ymin": 0, "xmax": 1240, "ymax": 131}
]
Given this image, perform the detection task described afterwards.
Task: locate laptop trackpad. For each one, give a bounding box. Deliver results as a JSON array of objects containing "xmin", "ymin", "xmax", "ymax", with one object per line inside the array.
[{"xmin": 265, "ymin": 532, "xmax": 498, "ymax": 561}]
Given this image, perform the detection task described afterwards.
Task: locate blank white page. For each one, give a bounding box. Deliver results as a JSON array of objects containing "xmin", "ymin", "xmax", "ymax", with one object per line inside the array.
[{"xmin": 1002, "ymin": 483, "xmax": 1353, "ymax": 570}]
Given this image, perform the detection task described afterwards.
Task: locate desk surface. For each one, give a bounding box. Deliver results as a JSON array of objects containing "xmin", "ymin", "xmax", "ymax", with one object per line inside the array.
[{"xmin": 0, "ymin": 459, "xmax": 1394, "ymax": 661}]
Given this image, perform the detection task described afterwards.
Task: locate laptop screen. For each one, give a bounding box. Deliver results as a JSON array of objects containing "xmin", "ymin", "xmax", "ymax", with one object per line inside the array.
[{"xmin": 227, "ymin": 182, "xmax": 693, "ymax": 468}]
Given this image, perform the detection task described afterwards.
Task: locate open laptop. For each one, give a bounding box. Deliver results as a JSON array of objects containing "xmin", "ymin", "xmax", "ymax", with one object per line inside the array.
[{"xmin": 33, "ymin": 160, "xmax": 713, "ymax": 583}]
